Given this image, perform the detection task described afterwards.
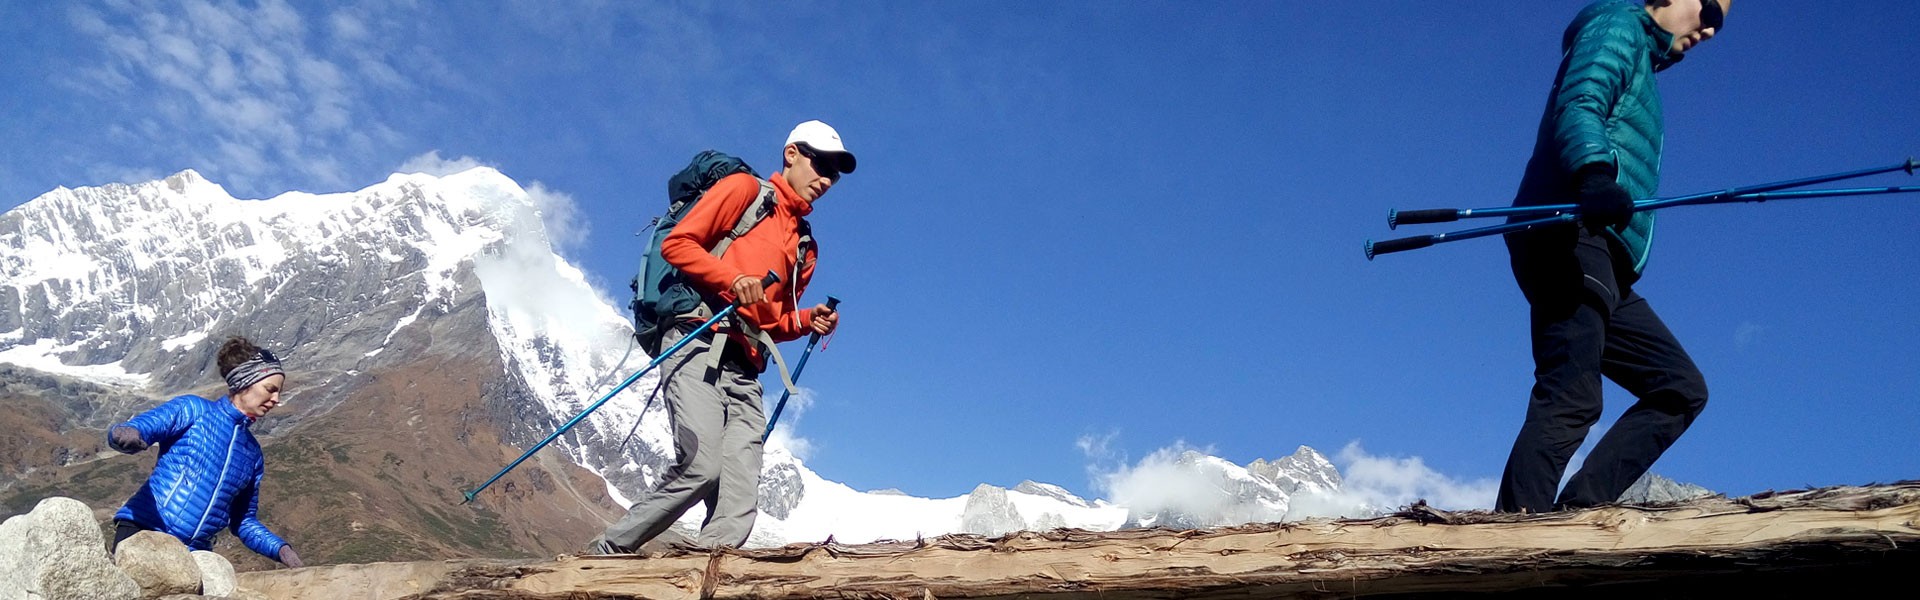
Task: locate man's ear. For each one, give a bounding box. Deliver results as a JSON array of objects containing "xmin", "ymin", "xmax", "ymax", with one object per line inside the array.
[{"xmin": 782, "ymin": 144, "xmax": 798, "ymax": 170}]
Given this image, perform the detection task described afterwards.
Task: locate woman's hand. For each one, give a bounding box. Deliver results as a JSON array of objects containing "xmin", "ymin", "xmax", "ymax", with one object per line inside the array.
[{"xmin": 109, "ymin": 426, "xmax": 147, "ymax": 454}]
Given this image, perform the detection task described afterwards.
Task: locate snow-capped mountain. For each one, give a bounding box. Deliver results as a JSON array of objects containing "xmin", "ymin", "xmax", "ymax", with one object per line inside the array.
[
  {"xmin": 0, "ymin": 170, "xmax": 1353, "ymax": 555},
  {"xmin": 1, "ymin": 167, "xmax": 692, "ymax": 497},
  {"xmin": 1621, "ymin": 472, "xmax": 1716, "ymax": 504},
  {"xmin": 1112, "ymin": 447, "xmax": 1344, "ymax": 529}
]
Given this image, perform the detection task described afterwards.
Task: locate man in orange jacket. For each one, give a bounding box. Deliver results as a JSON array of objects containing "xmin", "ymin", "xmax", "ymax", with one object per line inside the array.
[{"xmin": 594, "ymin": 121, "xmax": 850, "ymax": 552}]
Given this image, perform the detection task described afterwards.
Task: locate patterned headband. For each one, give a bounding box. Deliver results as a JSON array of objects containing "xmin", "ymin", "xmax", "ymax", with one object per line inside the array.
[{"xmin": 224, "ymin": 348, "xmax": 284, "ymax": 395}]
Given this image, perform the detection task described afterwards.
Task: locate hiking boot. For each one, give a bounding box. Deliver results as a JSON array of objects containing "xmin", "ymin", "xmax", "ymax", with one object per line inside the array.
[
  {"xmin": 637, "ymin": 528, "xmax": 707, "ymax": 554},
  {"xmin": 585, "ymin": 535, "xmax": 635, "ymax": 556}
]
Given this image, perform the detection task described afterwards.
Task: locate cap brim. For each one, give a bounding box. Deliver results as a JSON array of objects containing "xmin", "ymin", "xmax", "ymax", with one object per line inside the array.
[{"xmin": 830, "ymin": 152, "xmax": 856, "ymax": 173}]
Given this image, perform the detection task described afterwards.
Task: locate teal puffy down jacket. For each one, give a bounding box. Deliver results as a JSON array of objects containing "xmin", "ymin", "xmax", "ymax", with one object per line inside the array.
[{"xmin": 1513, "ymin": 0, "xmax": 1680, "ymax": 274}]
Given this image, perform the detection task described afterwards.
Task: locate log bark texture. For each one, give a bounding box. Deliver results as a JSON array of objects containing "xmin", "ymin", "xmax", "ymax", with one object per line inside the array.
[{"xmin": 237, "ymin": 482, "xmax": 1920, "ymax": 600}]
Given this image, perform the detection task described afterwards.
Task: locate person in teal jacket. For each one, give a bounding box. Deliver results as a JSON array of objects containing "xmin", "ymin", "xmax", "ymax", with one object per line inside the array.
[
  {"xmin": 1497, "ymin": 0, "xmax": 1729, "ymax": 513},
  {"xmin": 107, "ymin": 336, "xmax": 304, "ymax": 568}
]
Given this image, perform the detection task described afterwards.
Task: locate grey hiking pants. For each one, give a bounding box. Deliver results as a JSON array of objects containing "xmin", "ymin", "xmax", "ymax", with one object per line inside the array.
[{"xmin": 601, "ymin": 326, "xmax": 766, "ymax": 549}]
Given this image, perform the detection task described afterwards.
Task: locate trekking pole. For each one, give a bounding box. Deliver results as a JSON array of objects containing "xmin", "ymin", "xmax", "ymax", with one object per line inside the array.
[
  {"xmin": 1368, "ymin": 186, "xmax": 1920, "ymax": 259},
  {"xmin": 1368, "ymin": 159, "xmax": 1920, "ymax": 260},
  {"xmin": 462, "ymin": 271, "xmax": 780, "ymax": 504},
  {"xmin": 764, "ymin": 295, "xmax": 839, "ymax": 441},
  {"xmin": 1385, "ymin": 158, "xmax": 1917, "ymax": 229}
]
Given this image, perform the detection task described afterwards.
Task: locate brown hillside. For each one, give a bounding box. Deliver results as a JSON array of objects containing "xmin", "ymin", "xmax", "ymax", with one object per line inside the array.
[
  {"xmin": 238, "ymin": 482, "xmax": 1920, "ymax": 600},
  {"xmin": 0, "ymin": 352, "xmax": 622, "ymax": 571}
]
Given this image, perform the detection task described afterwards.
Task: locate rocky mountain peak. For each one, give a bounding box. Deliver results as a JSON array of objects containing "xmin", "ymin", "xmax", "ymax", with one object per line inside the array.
[{"xmin": 1011, "ymin": 480, "xmax": 1091, "ymax": 508}]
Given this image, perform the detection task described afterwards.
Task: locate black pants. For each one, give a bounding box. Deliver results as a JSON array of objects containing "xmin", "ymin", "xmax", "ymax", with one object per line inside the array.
[
  {"xmin": 1496, "ymin": 228, "xmax": 1709, "ymax": 513},
  {"xmin": 108, "ymin": 519, "xmax": 150, "ymax": 554}
]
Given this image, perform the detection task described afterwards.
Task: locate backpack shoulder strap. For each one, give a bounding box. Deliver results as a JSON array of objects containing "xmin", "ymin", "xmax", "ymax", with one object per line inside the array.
[
  {"xmin": 695, "ymin": 178, "xmax": 779, "ymax": 374},
  {"xmin": 710, "ymin": 179, "xmax": 779, "ymax": 258}
]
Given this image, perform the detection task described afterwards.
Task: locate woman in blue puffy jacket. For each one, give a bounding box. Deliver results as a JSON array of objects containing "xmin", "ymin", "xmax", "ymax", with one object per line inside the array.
[{"xmin": 106, "ymin": 336, "xmax": 303, "ymax": 568}]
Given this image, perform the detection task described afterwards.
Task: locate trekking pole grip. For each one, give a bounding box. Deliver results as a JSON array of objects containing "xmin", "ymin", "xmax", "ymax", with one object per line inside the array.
[
  {"xmin": 760, "ymin": 270, "xmax": 780, "ymax": 288},
  {"xmin": 1365, "ymin": 235, "xmax": 1435, "ymax": 260},
  {"xmin": 813, "ymin": 296, "xmax": 842, "ymax": 339},
  {"xmin": 1389, "ymin": 208, "xmax": 1461, "ymax": 229}
]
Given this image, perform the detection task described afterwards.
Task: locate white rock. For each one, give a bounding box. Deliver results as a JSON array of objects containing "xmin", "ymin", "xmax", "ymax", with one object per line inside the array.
[
  {"xmin": 0, "ymin": 514, "xmax": 36, "ymax": 599},
  {"xmin": 191, "ymin": 551, "xmax": 237, "ymax": 598},
  {"xmin": 36, "ymin": 557, "xmax": 140, "ymax": 600},
  {"xmin": 23, "ymin": 497, "xmax": 139, "ymax": 600}
]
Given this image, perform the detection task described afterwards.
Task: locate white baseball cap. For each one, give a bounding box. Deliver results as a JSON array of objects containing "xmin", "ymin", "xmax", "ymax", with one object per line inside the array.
[{"xmin": 785, "ymin": 120, "xmax": 857, "ymax": 173}]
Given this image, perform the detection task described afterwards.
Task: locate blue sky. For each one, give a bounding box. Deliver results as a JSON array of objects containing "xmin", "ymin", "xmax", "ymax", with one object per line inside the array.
[{"xmin": 2, "ymin": 1, "xmax": 1916, "ymax": 508}]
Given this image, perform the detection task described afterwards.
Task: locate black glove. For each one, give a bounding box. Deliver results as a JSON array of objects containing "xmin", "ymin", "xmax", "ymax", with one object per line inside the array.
[
  {"xmin": 109, "ymin": 426, "xmax": 147, "ymax": 453},
  {"xmin": 1576, "ymin": 163, "xmax": 1635, "ymax": 229},
  {"xmin": 278, "ymin": 545, "xmax": 305, "ymax": 568}
]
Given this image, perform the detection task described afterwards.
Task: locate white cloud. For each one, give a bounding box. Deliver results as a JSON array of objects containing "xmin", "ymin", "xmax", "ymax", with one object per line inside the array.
[
  {"xmin": 397, "ymin": 150, "xmax": 490, "ymax": 177},
  {"xmin": 1075, "ymin": 429, "xmax": 1124, "ymax": 484},
  {"xmin": 1080, "ymin": 437, "xmax": 1302, "ymax": 526},
  {"xmin": 1735, "ymin": 321, "xmax": 1765, "ymax": 349},
  {"xmin": 65, "ymin": 0, "xmax": 433, "ymax": 196},
  {"xmin": 1287, "ymin": 441, "xmax": 1498, "ymax": 518},
  {"xmin": 396, "ymin": 152, "xmax": 590, "ymax": 260},
  {"xmin": 526, "ymin": 182, "xmax": 587, "ymax": 257},
  {"xmin": 762, "ymin": 383, "xmax": 817, "ymax": 462},
  {"xmin": 1091, "ymin": 441, "xmax": 1264, "ymax": 523}
]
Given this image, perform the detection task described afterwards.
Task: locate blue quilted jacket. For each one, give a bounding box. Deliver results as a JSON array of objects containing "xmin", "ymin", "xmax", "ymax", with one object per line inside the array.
[
  {"xmin": 112, "ymin": 395, "xmax": 287, "ymax": 558},
  {"xmin": 1513, "ymin": 0, "xmax": 1680, "ymax": 275}
]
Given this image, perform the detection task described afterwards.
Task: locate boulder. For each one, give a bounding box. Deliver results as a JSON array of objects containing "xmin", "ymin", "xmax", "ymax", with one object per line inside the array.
[
  {"xmin": 115, "ymin": 531, "xmax": 201, "ymax": 597},
  {"xmin": 37, "ymin": 558, "xmax": 143, "ymax": 600},
  {"xmin": 23, "ymin": 497, "xmax": 139, "ymax": 600},
  {"xmin": 191, "ymin": 551, "xmax": 238, "ymax": 598},
  {"xmin": 1, "ymin": 513, "xmax": 34, "ymax": 600}
]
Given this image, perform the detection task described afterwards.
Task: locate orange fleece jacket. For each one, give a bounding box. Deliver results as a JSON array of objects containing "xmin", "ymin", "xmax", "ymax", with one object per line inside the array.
[{"xmin": 660, "ymin": 171, "xmax": 817, "ymax": 351}]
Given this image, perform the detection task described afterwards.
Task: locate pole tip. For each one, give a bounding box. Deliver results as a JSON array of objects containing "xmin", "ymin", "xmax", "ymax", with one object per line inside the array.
[
  {"xmin": 1364, "ymin": 240, "xmax": 1377, "ymax": 261},
  {"xmin": 1387, "ymin": 209, "xmax": 1400, "ymax": 230}
]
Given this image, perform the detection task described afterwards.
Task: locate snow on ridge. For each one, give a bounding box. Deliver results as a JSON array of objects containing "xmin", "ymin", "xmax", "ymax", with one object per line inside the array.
[
  {"xmin": 2, "ymin": 166, "xmax": 673, "ymax": 505},
  {"xmin": 7, "ymin": 165, "xmax": 667, "ymax": 508},
  {"xmin": 0, "ymin": 338, "xmax": 146, "ymax": 388},
  {"xmin": 0, "ymin": 166, "xmax": 598, "ymax": 383},
  {"xmin": 740, "ymin": 449, "xmax": 1128, "ymax": 545}
]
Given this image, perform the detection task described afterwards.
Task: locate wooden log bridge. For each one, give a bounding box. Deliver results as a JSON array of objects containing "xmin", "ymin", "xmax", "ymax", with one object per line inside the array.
[{"xmin": 238, "ymin": 482, "xmax": 1920, "ymax": 599}]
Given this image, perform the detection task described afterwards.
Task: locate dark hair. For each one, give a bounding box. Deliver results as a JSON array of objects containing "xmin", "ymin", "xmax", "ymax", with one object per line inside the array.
[{"xmin": 216, "ymin": 336, "xmax": 263, "ymax": 378}]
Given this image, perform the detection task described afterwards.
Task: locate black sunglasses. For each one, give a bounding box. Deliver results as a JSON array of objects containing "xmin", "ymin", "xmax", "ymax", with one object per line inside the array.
[
  {"xmin": 795, "ymin": 144, "xmax": 842, "ymax": 179},
  {"xmin": 1700, "ymin": 0, "xmax": 1724, "ymax": 32}
]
